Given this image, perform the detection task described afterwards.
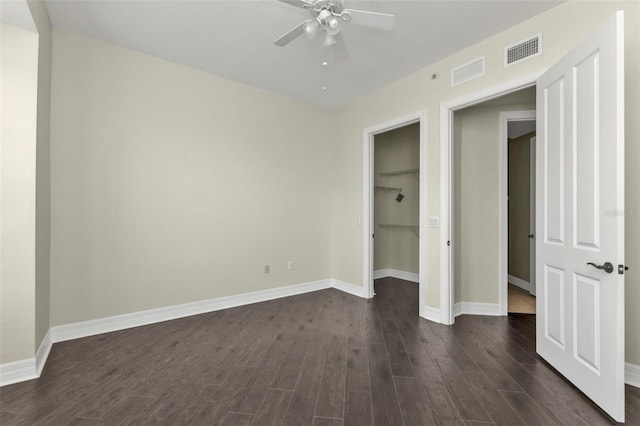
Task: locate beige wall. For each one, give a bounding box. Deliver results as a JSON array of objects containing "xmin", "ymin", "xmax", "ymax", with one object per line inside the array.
[
  {"xmin": 50, "ymin": 29, "xmax": 333, "ymax": 325},
  {"xmin": 331, "ymin": 1, "xmax": 640, "ymax": 365},
  {"xmin": 374, "ymin": 123, "xmax": 419, "ymax": 274},
  {"xmin": 0, "ymin": 24, "xmax": 39, "ymax": 363},
  {"xmin": 508, "ymin": 131, "xmax": 534, "ymax": 282},
  {"xmin": 27, "ymin": 0, "xmax": 52, "ymax": 355},
  {"xmin": 453, "ymin": 97, "xmax": 534, "ymax": 304}
]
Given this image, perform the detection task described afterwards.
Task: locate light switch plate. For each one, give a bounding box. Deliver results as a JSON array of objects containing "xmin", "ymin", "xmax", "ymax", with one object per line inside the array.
[{"xmin": 428, "ymin": 217, "xmax": 440, "ymax": 228}]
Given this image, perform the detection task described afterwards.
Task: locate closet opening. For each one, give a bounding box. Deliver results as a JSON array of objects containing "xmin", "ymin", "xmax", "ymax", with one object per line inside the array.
[
  {"xmin": 362, "ymin": 112, "xmax": 426, "ymax": 318},
  {"xmin": 373, "ymin": 123, "xmax": 420, "ymax": 298}
]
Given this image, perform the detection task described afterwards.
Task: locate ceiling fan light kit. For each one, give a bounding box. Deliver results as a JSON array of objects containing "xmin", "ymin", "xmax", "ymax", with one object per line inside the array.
[{"xmin": 274, "ymin": 0, "xmax": 395, "ymax": 59}]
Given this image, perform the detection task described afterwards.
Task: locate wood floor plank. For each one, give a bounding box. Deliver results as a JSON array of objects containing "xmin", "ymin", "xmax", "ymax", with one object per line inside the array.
[
  {"xmin": 221, "ymin": 412, "xmax": 255, "ymax": 426},
  {"xmin": 231, "ymin": 333, "xmax": 291, "ymax": 414},
  {"xmin": 368, "ymin": 343, "xmax": 404, "ymax": 425},
  {"xmin": 499, "ymin": 391, "xmax": 557, "ymax": 426},
  {"xmin": 64, "ymin": 417, "xmax": 102, "ymax": 426},
  {"xmin": 433, "ymin": 356, "xmax": 492, "ymax": 423},
  {"xmin": 344, "ymin": 336, "xmax": 373, "ymax": 426},
  {"xmin": 313, "ymin": 416, "xmax": 344, "ymax": 426},
  {"xmin": 282, "ymin": 337, "xmax": 326, "ymax": 425},
  {"xmin": 253, "ymin": 388, "xmax": 292, "ymax": 426},
  {"xmin": 315, "ymin": 333, "xmax": 348, "ymax": 419},
  {"xmin": 409, "ymin": 351, "xmax": 465, "ymax": 422},
  {"xmin": 461, "ymin": 371, "xmax": 525, "ymax": 426},
  {"xmin": 394, "ymin": 376, "xmax": 437, "ymax": 426},
  {"xmin": 379, "ymin": 317, "xmax": 416, "ymax": 378},
  {"xmin": 99, "ymin": 395, "xmax": 155, "ymax": 424},
  {"xmin": 189, "ymin": 401, "xmax": 233, "ymax": 426}
]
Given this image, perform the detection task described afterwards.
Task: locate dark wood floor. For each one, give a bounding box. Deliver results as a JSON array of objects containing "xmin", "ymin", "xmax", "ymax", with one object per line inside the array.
[{"xmin": 1, "ymin": 278, "xmax": 638, "ymax": 425}]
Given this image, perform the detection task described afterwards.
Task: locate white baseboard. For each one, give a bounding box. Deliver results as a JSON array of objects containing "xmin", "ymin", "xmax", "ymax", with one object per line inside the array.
[
  {"xmin": 423, "ymin": 306, "xmax": 441, "ymax": 323},
  {"xmin": 331, "ymin": 279, "xmax": 368, "ymax": 299},
  {"xmin": 35, "ymin": 329, "xmax": 52, "ymax": 377},
  {"xmin": 627, "ymin": 362, "xmax": 640, "ymax": 388},
  {"xmin": 50, "ymin": 279, "xmax": 333, "ymax": 343},
  {"xmin": 0, "ymin": 329, "xmax": 53, "ymax": 386},
  {"xmin": 454, "ymin": 301, "xmax": 501, "ymax": 317},
  {"xmin": 373, "ymin": 269, "xmax": 419, "ymax": 283},
  {"xmin": 0, "ymin": 358, "xmax": 37, "ymax": 387},
  {"xmin": 508, "ymin": 274, "xmax": 531, "ymax": 292}
]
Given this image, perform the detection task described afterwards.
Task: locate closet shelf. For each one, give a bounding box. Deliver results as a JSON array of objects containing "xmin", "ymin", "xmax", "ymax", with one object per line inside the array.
[
  {"xmin": 375, "ymin": 185, "xmax": 402, "ymax": 191},
  {"xmin": 379, "ymin": 223, "xmax": 419, "ymax": 237},
  {"xmin": 379, "ymin": 168, "xmax": 419, "ymax": 177}
]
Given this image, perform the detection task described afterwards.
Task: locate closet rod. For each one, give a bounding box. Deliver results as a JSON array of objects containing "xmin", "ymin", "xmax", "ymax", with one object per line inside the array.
[{"xmin": 375, "ymin": 186, "xmax": 402, "ymax": 191}]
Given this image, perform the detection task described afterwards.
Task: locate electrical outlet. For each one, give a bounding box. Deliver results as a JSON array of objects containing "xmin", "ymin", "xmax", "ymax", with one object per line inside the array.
[
  {"xmin": 428, "ymin": 217, "xmax": 440, "ymax": 228},
  {"xmin": 287, "ymin": 261, "xmax": 294, "ymax": 271},
  {"xmin": 264, "ymin": 264, "xmax": 270, "ymax": 273}
]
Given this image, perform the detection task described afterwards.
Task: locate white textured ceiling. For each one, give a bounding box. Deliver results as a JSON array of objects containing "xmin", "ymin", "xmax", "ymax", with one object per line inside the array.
[{"xmin": 44, "ymin": 0, "xmax": 563, "ymax": 109}]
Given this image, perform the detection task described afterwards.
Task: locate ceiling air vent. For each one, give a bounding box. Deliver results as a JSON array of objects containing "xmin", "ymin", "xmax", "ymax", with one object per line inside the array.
[
  {"xmin": 451, "ymin": 56, "xmax": 485, "ymax": 87},
  {"xmin": 505, "ymin": 34, "xmax": 542, "ymax": 67}
]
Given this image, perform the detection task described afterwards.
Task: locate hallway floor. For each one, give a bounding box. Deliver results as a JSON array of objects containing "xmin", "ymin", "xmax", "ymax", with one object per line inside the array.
[{"xmin": 508, "ymin": 283, "xmax": 536, "ymax": 314}]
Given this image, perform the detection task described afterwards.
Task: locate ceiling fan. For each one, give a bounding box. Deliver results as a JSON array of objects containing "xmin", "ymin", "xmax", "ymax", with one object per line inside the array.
[{"xmin": 273, "ymin": 0, "xmax": 395, "ymax": 59}]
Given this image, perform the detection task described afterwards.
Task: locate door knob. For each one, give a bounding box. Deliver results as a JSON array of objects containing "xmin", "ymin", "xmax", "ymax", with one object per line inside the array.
[{"xmin": 587, "ymin": 262, "xmax": 614, "ymax": 273}]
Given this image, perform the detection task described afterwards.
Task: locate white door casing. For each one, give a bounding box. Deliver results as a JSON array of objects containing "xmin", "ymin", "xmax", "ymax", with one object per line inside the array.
[
  {"xmin": 530, "ymin": 136, "xmax": 536, "ymax": 296},
  {"xmin": 536, "ymin": 10, "xmax": 625, "ymax": 423}
]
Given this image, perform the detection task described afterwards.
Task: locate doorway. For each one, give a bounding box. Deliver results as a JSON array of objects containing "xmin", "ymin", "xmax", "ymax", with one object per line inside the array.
[
  {"xmin": 362, "ymin": 111, "xmax": 427, "ymax": 318},
  {"xmin": 450, "ymin": 87, "xmax": 536, "ymax": 319},
  {"xmin": 373, "ymin": 123, "xmax": 420, "ymax": 291},
  {"xmin": 506, "ymin": 116, "xmax": 536, "ymax": 314}
]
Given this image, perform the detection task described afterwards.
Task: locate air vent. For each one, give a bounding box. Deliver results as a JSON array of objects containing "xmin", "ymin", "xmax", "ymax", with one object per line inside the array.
[
  {"xmin": 504, "ymin": 34, "xmax": 542, "ymax": 67},
  {"xmin": 451, "ymin": 56, "xmax": 485, "ymax": 87}
]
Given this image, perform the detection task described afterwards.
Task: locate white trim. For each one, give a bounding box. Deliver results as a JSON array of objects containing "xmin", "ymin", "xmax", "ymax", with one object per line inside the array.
[
  {"xmin": 626, "ymin": 363, "xmax": 640, "ymax": 389},
  {"xmin": 440, "ymin": 71, "xmax": 545, "ymax": 326},
  {"xmin": 508, "ymin": 274, "xmax": 531, "ymax": 292},
  {"xmin": 454, "ymin": 302, "xmax": 502, "ymax": 317},
  {"xmin": 424, "ymin": 306, "xmax": 441, "ymax": 323},
  {"xmin": 500, "ymin": 110, "xmax": 536, "ymax": 316},
  {"xmin": 0, "ymin": 329, "xmax": 53, "ymax": 386},
  {"xmin": 0, "ymin": 358, "xmax": 36, "ymax": 387},
  {"xmin": 529, "ymin": 136, "xmax": 537, "ymax": 296},
  {"xmin": 51, "ymin": 279, "xmax": 333, "ymax": 343},
  {"xmin": 331, "ymin": 279, "xmax": 368, "ymax": 299},
  {"xmin": 363, "ymin": 111, "xmax": 427, "ymax": 319},
  {"xmin": 35, "ymin": 329, "xmax": 52, "ymax": 377},
  {"xmin": 373, "ymin": 269, "xmax": 419, "ymax": 283}
]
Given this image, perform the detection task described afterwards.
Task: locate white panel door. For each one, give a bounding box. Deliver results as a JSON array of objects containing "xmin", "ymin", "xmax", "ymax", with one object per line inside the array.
[{"xmin": 536, "ymin": 11, "xmax": 625, "ymax": 422}]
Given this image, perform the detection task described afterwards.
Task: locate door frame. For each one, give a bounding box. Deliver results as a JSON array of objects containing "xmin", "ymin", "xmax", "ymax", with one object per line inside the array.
[
  {"xmin": 529, "ymin": 135, "xmax": 536, "ymax": 296},
  {"xmin": 363, "ymin": 111, "xmax": 427, "ymax": 318},
  {"xmin": 439, "ymin": 71, "xmax": 546, "ymax": 325},
  {"xmin": 499, "ymin": 110, "xmax": 536, "ymax": 315}
]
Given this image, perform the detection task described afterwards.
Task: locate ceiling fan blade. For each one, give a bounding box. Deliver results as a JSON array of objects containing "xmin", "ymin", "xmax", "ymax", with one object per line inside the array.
[
  {"xmin": 274, "ymin": 20, "xmax": 310, "ymax": 46},
  {"xmin": 277, "ymin": 0, "xmax": 314, "ymax": 9},
  {"xmin": 343, "ymin": 9, "xmax": 395, "ymax": 31},
  {"xmin": 332, "ymin": 32, "xmax": 349, "ymax": 60}
]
